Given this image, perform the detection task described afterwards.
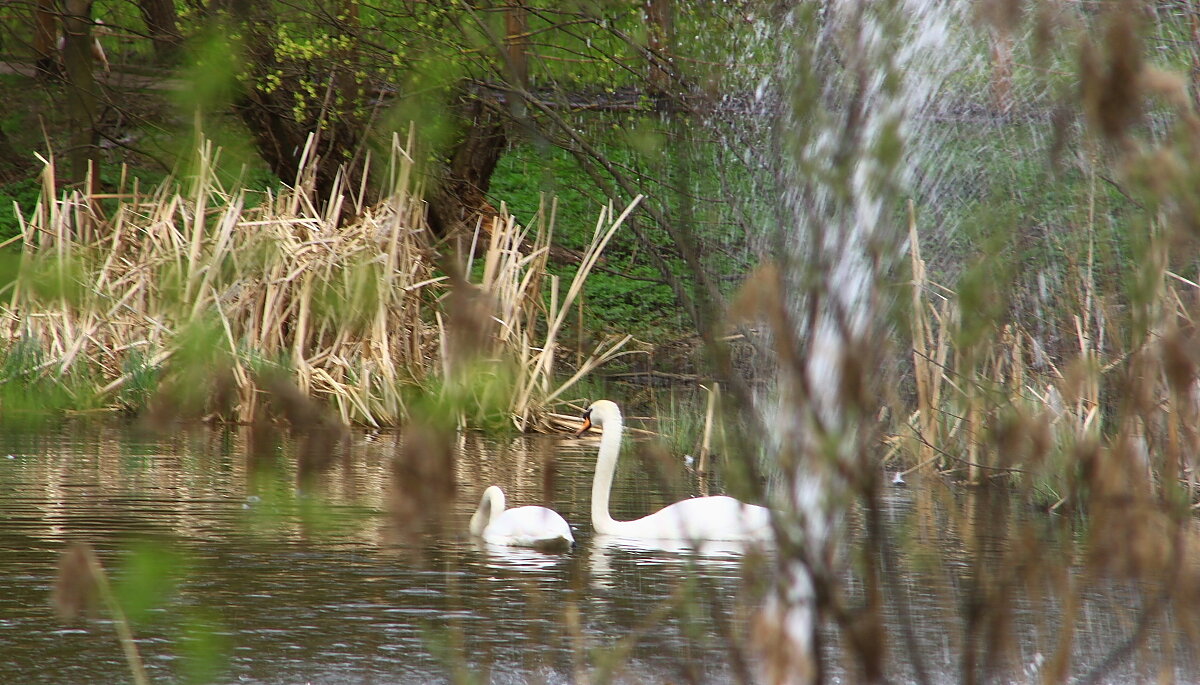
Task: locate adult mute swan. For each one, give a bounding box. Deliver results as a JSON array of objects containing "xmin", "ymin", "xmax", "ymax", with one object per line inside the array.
[
  {"xmin": 577, "ymin": 400, "xmax": 772, "ymax": 542},
  {"xmin": 468, "ymin": 485, "xmax": 574, "ymax": 551}
]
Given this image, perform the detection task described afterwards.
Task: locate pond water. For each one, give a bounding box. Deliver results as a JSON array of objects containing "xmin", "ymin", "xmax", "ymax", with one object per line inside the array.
[
  {"xmin": 0, "ymin": 423, "xmax": 767, "ymax": 685},
  {"xmin": 0, "ymin": 422, "xmax": 1196, "ymax": 684}
]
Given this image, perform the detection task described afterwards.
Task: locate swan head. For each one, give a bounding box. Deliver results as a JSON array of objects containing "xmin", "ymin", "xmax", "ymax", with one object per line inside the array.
[{"xmin": 576, "ymin": 399, "xmax": 622, "ymax": 436}]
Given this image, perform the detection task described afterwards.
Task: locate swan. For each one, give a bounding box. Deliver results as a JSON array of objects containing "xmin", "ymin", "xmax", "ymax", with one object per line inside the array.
[
  {"xmin": 577, "ymin": 400, "xmax": 772, "ymax": 542},
  {"xmin": 468, "ymin": 485, "xmax": 574, "ymax": 551}
]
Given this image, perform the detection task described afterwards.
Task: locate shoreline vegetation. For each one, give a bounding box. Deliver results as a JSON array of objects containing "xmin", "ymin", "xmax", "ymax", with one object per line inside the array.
[
  {"xmin": 4, "ymin": 120, "xmax": 1200, "ymax": 517},
  {"xmin": 4, "ymin": 122, "xmax": 1200, "ymax": 512},
  {"xmin": 0, "ymin": 132, "xmax": 639, "ymax": 431},
  {"xmin": 900, "ymin": 195, "xmax": 1200, "ymax": 508}
]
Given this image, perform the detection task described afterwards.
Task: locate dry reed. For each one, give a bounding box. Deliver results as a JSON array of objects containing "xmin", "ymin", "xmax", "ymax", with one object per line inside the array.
[
  {"xmin": 1, "ymin": 132, "xmax": 635, "ymax": 429},
  {"xmin": 901, "ymin": 203, "xmax": 1200, "ymax": 507}
]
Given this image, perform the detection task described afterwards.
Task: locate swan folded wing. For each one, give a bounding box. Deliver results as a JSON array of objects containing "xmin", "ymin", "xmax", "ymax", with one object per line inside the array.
[
  {"xmin": 483, "ymin": 505, "xmax": 575, "ymax": 547},
  {"xmin": 630, "ymin": 496, "xmax": 772, "ymax": 542}
]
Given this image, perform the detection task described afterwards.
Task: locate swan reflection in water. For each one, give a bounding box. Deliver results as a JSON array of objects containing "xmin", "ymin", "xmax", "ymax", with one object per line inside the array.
[
  {"xmin": 474, "ymin": 539, "xmax": 574, "ymax": 573},
  {"xmin": 588, "ymin": 534, "xmax": 770, "ymax": 589},
  {"xmin": 468, "ymin": 533, "xmax": 767, "ymax": 586}
]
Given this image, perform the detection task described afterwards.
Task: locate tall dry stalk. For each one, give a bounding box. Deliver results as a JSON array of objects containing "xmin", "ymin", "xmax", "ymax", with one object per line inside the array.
[
  {"xmin": 907, "ymin": 201, "xmax": 949, "ymax": 475},
  {"xmin": 498, "ymin": 196, "xmax": 644, "ymax": 430}
]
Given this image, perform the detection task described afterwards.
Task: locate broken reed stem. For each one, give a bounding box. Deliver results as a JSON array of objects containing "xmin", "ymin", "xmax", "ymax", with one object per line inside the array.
[
  {"xmin": 908, "ymin": 201, "xmax": 939, "ymax": 473},
  {"xmin": 54, "ymin": 545, "xmax": 151, "ymax": 685},
  {"xmin": 698, "ymin": 381, "xmax": 719, "ymax": 474}
]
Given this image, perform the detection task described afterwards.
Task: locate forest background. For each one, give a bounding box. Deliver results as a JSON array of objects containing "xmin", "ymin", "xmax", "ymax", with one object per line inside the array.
[{"xmin": 0, "ymin": 0, "xmax": 781, "ymax": 432}]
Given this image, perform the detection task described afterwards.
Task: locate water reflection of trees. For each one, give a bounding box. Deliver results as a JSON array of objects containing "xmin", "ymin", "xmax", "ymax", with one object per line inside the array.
[{"xmin": 827, "ymin": 479, "xmax": 1200, "ymax": 683}]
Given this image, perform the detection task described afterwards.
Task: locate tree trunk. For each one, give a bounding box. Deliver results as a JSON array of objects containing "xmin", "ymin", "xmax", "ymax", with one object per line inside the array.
[
  {"xmin": 33, "ymin": 0, "xmax": 59, "ymax": 78},
  {"xmin": 62, "ymin": 0, "xmax": 100, "ymax": 193},
  {"xmin": 505, "ymin": 1, "xmax": 528, "ymax": 89},
  {"xmin": 137, "ymin": 0, "xmax": 183, "ymax": 63},
  {"xmin": 235, "ymin": 97, "xmax": 365, "ymax": 210},
  {"xmin": 502, "ymin": 0, "xmax": 533, "ymax": 142},
  {"xmin": 427, "ymin": 96, "xmax": 508, "ymax": 240},
  {"xmin": 645, "ymin": 0, "xmax": 673, "ymax": 95},
  {"xmin": 233, "ymin": 17, "xmax": 366, "ymax": 212}
]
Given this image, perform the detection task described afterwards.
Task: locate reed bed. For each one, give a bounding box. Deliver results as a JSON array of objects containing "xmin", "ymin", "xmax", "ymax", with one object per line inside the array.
[
  {"xmin": 899, "ymin": 198, "xmax": 1200, "ymax": 509},
  {"xmin": 0, "ymin": 133, "xmax": 636, "ymax": 429},
  {"xmin": 879, "ymin": 199, "xmax": 1200, "ymax": 682}
]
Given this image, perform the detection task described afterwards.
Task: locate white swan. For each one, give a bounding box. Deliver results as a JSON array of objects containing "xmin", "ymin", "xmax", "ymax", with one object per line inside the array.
[
  {"xmin": 577, "ymin": 400, "xmax": 772, "ymax": 542},
  {"xmin": 468, "ymin": 485, "xmax": 574, "ymax": 551}
]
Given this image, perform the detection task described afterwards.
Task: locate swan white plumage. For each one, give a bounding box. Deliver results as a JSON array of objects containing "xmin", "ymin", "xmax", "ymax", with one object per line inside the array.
[
  {"xmin": 577, "ymin": 400, "xmax": 772, "ymax": 542},
  {"xmin": 468, "ymin": 485, "xmax": 574, "ymax": 551}
]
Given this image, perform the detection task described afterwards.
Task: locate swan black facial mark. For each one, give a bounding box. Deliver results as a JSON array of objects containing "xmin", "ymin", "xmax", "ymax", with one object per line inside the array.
[{"xmin": 575, "ymin": 408, "xmax": 593, "ymax": 437}]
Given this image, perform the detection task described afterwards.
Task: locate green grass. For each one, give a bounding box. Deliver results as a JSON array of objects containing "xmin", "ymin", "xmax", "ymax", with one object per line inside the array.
[
  {"xmin": 913, "ymin": 116, "xmax": 1141, "ymax": 320},
  {"xmin": 0, "ymin": 177, "xmax": 42, "ymax": 242},
  {"xmin": 0, "ymin": 336, "xmax": 104, "ymax": 429},
  {"xmin": 489, "ymin": 141, "xmax": 679, "ymax": 338}
]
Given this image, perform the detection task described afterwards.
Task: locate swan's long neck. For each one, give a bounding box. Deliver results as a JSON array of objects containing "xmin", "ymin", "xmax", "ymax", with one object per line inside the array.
[
  {"xmin": 489, "ymin": 488, "xmax": 505, "ymax": 521},
  {"xmin": 592, "ymin": 415, "xmax": 624, "ymax": 535},
  {"xmin": 470, "ymin": 487, "xmax": 505, "ymax": 535}
]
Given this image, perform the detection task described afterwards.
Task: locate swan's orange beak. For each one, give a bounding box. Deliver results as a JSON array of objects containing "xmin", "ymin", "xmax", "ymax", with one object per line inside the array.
[{"xmin": 574, "ymin": 413, "xmax": 592, "ymax": 437}]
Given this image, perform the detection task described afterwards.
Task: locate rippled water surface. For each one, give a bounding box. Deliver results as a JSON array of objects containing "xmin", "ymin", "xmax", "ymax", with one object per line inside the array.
[
  {"xmin": 0, "ymin": 424, "xmax": 769, "ymax": 684},
  {"xmin": 1, "ymin": 423, "xmax": 1197, "ymax": 684}
]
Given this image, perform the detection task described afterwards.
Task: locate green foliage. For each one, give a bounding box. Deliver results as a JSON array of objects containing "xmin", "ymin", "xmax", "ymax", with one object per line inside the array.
[
  {"xmin": 21, "ymin": 253, "xmax": 93, "ymax": 308},
  {"xmin": 176, "ymin": 30, "xmax": 282, "ymax": 189},
  {"xmin": 0, "ymin": 177, "xmax": 42, "ymax": 243},
  {"xmin": 566, "ymin": 374, "xmax": 616, "ymax": 409},
  {"xmin": 116, "ymin": 349, "xmax": 160, "ymax": 415},
  {"xmin": 953, "ymin": 237, "xmax": 1014, "ymax": 355},
  {"xmin": 310, "ymin": 255, "xmax": 385, "ymax": 335},
  {"xmin": 151, "ymin": 316, "xmax": 233, "ymax": 418},
  {"xmin": 114, "ymin": 543, "xmax": 187, "ymax": 626},
  {"xmin": 177, "ymin": 609, "xmax": 232, "ymax": 685},
  {"xmin": 489, "ymin": 144, "xmax": 599, "ymax": 246},
  {"xmin": 580, "ymin": 268, "xmax": 683, "ymax": 336},
  {"xmin": 489, "ymin": 134, "xmax": 723, "ymax": 340},
  {"xmin": 654, "ymin": 392, "xmax": 707, "ymax": 458},
  {"xmin": 407, "ymin": 357, "xmax": 521, "ymax": 435},
  {"xmin": 243, "ymin": 465, "xmax": 366, "ymax": 538},
  {"xmin": 920, "ymin": 117, "xmax": 1140, "ymax": 324},
  {"xmin": 0, "ymin": 336, "xmax": 99, "ymax": 427},
  {"xmin": 0, "ymin": 249, "xmax": 20, "ymax": 294}
]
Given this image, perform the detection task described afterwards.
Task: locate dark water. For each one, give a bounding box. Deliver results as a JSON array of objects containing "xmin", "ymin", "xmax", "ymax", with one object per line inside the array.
[{"xmin": 0, "ymin": 423, "xmax": 1196, "ymax": 684}]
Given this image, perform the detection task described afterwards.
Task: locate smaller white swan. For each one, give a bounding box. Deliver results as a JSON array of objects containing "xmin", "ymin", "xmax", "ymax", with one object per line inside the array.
[
  {"xmin": 469, "ymin": 485, "xmax": 574, "ymax": 551},
  {"xmin": 578, "ymin": 400, "xmax": 772, "ymax": 542}
]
